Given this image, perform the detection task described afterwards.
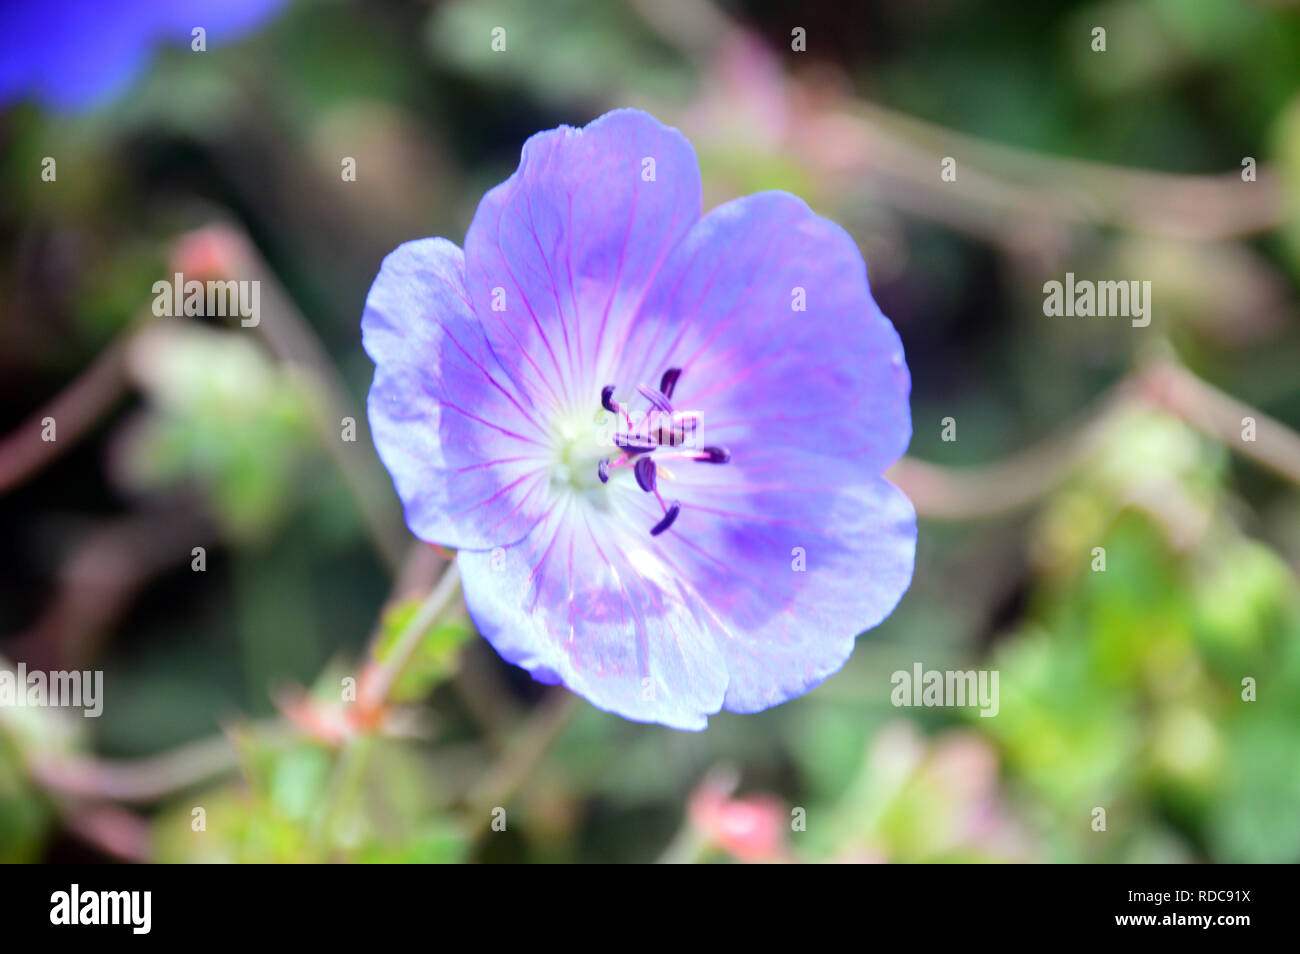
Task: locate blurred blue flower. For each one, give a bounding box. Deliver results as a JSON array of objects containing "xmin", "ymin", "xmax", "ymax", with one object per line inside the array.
[
  {"xmin": 0, "ymin": 0, "xmax": 286, "ymax": 112},
  {"xmin": 362, "ymin": 109, "xmax": 916, "ymax": 729}
]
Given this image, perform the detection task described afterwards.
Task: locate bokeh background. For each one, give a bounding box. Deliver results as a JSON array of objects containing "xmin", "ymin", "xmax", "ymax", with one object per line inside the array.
[{"xmin": 4, "ymin": 0, "xmax": 1300, "ymax": 863}]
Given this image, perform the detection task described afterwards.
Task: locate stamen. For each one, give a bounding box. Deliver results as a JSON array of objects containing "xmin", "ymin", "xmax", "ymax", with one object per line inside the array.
[
  {"xmin": 634, "ymin": 456, "xmax": 657, "ymax": 492},
  {"xmin": 614, "ymin": 433, "xmax": 656, "ymax": 454},
  {"xmin": 600, "ymin": 385, "xmax": 620, "ymax": 414},
  {"xmin": 595, "ymin": 369, "xmax": 718, "ymax": 539},
  {"xmin": 650, "ymin": 501, "xmax": 681, "ymax": 536},
  {"xmin": 636, "ymin": 384, "xmax": 673, "ymax": 414}
]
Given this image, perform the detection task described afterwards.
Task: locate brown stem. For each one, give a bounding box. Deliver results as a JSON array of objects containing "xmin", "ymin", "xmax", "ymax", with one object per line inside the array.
[
  {"xmin": 892, "ymin": 359, "xmax": 1300, "ymax": 523},
  {"xmin": 634, "ymin": 0, "xmax": 1280, "ymax": 242},
  {"xmin": 1141, "ymin": 359, "xmax": 1300, "ymax": 486},
  {"xmin": 890, "ymin": 379, "xmax": 1132, "ymax": 519},
  {"xmin": 0, "ymin": 328, "xmax": 133, "ymax": 497},
  {"xmin": 60, "ymin": 803, "xmax": 152, "ymax": 863},
  {"xmin": 816, "ymin": 102, "xmax": 1281, "ymax": 242},
  {"xmin": 14, "ymin": 493, "xmax": 214, "ymax": 669},
  {"xmin": 464, "ymin": 689, "xmax": 580, "ymax": 838},
  {"xmin": 28, "ymin": 730, "xmax": 247, "ymax": 804}
]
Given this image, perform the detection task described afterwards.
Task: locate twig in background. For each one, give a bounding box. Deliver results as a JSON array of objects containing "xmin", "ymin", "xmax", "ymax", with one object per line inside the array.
[
  {"xmin": 463, "ymin": 688, "xmax": 580, "ymax": 840},
  {"xmin": 59, "ymin": 803, "xmax": 151, "ymax": 864},
  {"xmin": 13, "ymin": 492, "xmax": 214, "ymax": 669},
  {"xmin": 890, "ymin": 378, "xmax": 1132, "ymax": 519},
  {"xmin": 635, "ymin": 0, "xmax": 1282, "ymax": 243},
  {"xmin": 27, "ymin": 719, "xmax": 288, "ymax": 805},
  {"xmin": 1141, "ymin": 358, "xmax": 1300, "ymax": 487},
  {"xmin": 0, "ymin": 323, "xmax": 135, "ymax": 497}
]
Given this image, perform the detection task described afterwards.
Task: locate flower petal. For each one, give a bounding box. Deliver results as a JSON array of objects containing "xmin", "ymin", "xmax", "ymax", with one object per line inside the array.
[
  {"xmin": 683, "ymin": 463, "xmax": 916, "ymax": 712},
  {"xmin": 463, "ymin": 108, "xmax": 703, "ymax": 413},
  {"xmin": 630, "ymin": 190, "xmax": 911, "ymax": 474},
  {"xmin": 457, "ymin": 499, "xmax": 730, "ymax": 731},
  {"xmin": 0, "ymin": 0, "xmax": 286, "ymax": 111},
  {"xmin": 362, "ymin": 238, "xmax": 551, "ymax": 550},
  {"xmin": 610, "ymin": 190, "xmax": 916, "ymax": 710},
  {"xmin": 0, "ymin": 2, "xmax": 153, "ymax": 110}
]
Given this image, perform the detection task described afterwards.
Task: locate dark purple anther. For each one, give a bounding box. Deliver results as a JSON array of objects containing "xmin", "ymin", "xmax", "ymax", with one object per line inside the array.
[
  {"xmin": 601, "ymin": 385, "xmax": 620, "ymax": 414},
  {"xmin": 634, "ymin": 456, "xmax": 657, "ymax": 492},
  {"xmin": 636, "ymin": 384, "xmax": 673, "ymax": 414},
  {"xmin": 659, "ymin": 367, "xmax": 682, "ymax": 399},
  {"xmin": 614, "ymin": 433, "xmax": 656, "ymax": 454},
  {"xmin": 650, "ymin": 501, "xmax": 681, "ymax": 536},
  {"xmin": 597, "ymin": 458, "xmax": 611, "ymax": 483},
  {"xmin": 699, "ymin": 445, "xmax": 731, "ymax": 464}
]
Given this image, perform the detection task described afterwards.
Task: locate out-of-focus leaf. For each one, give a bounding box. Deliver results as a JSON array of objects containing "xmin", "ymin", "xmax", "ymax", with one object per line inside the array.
[
  {"xmin": 1193, "ymin": 536, "xmax": 1292, "ymax": 663},
  {"xmin": 116, "ymin": 323, "xmax": 317, "ymax": 541},
  {"xmin": 0, "ymin": 732, "xmax": 53, "ymax": 863},
  {"xmin": 1207, "ymin": 713, "xmax": 1300, "ymax": 862},
  {"xmin": 354, "ymin": 823, "xmax": 467, "ymax": 863},
  {"xmin": 153, "ymin": 732, "xmax": 460, "ymax": 863},
  {"xmin": 984, "ymin": 629, "xmax": 1138, "ymax": 811}
]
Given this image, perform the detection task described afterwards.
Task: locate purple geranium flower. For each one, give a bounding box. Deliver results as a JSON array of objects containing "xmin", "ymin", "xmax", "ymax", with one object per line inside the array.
[
  {"xmin": 363, "ymin": 109, "xmax": 915, "ymax": 730},
  {"xmin": 0, "ymin": 0, "xmax": 285, "ymax": 112}
]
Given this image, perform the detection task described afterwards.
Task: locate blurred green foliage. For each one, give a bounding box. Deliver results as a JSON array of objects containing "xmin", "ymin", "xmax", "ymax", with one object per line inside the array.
[{"xmin": 118, "ymin": 325, "xmax": 319, "ymax": 541}]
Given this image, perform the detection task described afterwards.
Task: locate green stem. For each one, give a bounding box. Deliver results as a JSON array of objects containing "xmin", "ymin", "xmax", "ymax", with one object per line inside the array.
[
  {"xmin": 311, "ymin": 562, "xmax": 463, "ymax": 858},
  {"xmin": 310, "ymin": 734, "xmax": 373, "ymax": 858},
  {"xmin": 361, "ymin": 559, "xmax": 463, "ymax": 711}
]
